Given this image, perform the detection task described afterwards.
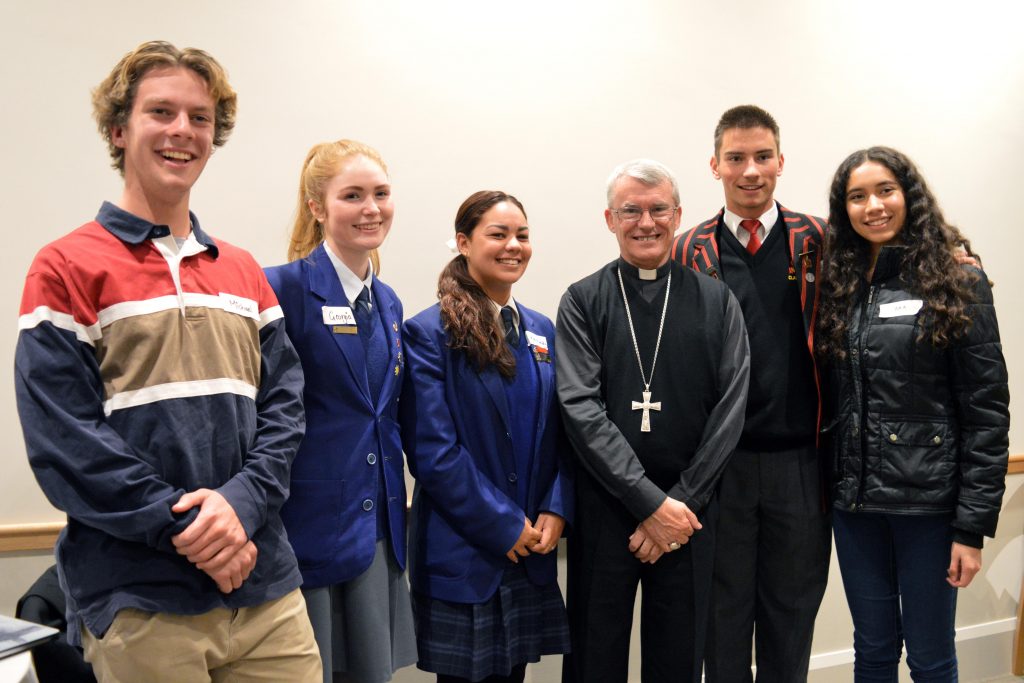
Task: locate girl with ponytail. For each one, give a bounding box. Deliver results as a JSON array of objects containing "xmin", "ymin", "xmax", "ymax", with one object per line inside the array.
[
  {"xmin": 265, "ymin": 139, "xmax": 416, "ymax": 683},
  {"xmin": 401, "ymin": 191, "xmax": 573, "ymax": 683}
]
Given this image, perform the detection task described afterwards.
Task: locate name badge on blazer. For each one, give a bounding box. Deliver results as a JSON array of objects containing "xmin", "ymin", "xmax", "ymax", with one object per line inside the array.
[
  {"xmin": 878, "ymin": 300, "xmax": 923, "ymax": 318},
  {"xmin": 526, "ymin": 330, "xmax": 551, "ymax": 363},
  {"xmin": 322, "ymin": 306, "xmax": 358, "ymax": 334}
]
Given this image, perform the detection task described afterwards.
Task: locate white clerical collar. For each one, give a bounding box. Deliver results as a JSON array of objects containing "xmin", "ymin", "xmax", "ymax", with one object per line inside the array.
[
  {"xmin": 491, "ymin": 297, "xmax": 520, "ymax": 329},
  {"xmin": 323, "ymin": 242, "xmax": 373, "ymax": 306},
  {"xmin": 722, "ymin": 203, "xmax": 779, "ymax": 243},
  {"xmin": 619, "ymin": 258, "xmax": 671, "ymax": 281}
]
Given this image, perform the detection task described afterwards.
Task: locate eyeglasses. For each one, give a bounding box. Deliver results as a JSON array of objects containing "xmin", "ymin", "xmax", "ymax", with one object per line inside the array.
[{"xmin": 609, "ymin": 205, "xmax": 678, "ymax": 224}]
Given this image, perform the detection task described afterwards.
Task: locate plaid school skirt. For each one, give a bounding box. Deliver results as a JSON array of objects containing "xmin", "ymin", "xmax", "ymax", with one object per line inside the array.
[{"xmin": 413, "ymin": 563, "xmax": 570, "ymax": 681}]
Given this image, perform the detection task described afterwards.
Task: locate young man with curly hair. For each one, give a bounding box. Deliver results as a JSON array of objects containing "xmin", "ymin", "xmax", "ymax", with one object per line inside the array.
[{"xmin": 15, "ymin": 41, "xmax": 320, "ymax": 682}]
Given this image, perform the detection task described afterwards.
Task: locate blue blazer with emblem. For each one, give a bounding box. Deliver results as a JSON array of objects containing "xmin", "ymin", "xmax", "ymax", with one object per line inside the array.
[
  {"xmin": 265, "ymin": 244, "xmax": 407, "ymax": 589},
  {"xmin": 400, "ymin": 302, "xmax": 574, "ymax": 604}
]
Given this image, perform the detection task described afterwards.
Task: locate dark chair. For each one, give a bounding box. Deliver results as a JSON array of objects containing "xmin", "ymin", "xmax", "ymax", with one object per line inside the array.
[{"xmin": 15, "ymin": 565, "xmax": 96, "ymax": 683}]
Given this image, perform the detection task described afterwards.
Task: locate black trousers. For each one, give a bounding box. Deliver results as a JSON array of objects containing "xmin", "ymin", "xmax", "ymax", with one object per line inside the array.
[
  {"xmin": 563, "ymin": 470, "xmax": 715, "ymax": 683},
  {"xmin": 704, "ymin": 445, "xmax": 831, "ymax": 683}
]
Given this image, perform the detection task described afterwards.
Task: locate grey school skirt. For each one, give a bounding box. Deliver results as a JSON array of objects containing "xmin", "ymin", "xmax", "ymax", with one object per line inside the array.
[{"xmin": 302, "ymin": 540, "xmax": 417, "ymax": 683}]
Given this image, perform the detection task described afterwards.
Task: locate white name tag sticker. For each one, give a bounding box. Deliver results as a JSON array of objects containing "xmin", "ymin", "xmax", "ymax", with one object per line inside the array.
[
  {"xmin": 322, "ymin": 306, "xmax": 356, "ymax": 326},
  {"xmin": 878, "ymin": 300, "xmax": 923, "ymax": 318},
  {"xmin": 525, "ymin": 331, "xmax": 548, "ymax": 351},
  {"xmin": 219, "ymin": 293, "xmax": 259, "ymax": 319}
]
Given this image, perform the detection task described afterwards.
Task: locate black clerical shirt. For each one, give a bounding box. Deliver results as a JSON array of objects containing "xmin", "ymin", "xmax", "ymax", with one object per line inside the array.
[{"xmin": 555, "ymin": 258, "xmax": 750, "ymax": 522}]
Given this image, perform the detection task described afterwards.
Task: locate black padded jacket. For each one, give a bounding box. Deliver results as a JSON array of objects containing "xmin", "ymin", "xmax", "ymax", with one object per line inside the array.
[{"xmin": 821, "ymin": 247, "xmax": 1009, "ymax": 548}]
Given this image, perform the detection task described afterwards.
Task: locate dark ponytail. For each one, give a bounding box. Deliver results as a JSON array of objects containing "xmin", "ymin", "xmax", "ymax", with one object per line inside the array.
[{"xmin": 438, "ymin": 190, "xmax": 527, "ymax": 378}]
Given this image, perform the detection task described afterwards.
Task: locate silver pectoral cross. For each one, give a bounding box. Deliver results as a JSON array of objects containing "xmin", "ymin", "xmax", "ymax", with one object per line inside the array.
[{"xmin": 631, "ymin": 390, "xmax": 661, "ymax": 433}]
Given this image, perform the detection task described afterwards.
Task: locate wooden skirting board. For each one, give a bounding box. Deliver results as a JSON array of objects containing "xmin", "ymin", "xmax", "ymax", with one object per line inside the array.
[
  {"xmin": 0, "ymin": 453, "xmax": 1021, "ymax": 553},
  {"xmin": 0, "ymin": 522, "xmax": 63, "ymax": 553}
]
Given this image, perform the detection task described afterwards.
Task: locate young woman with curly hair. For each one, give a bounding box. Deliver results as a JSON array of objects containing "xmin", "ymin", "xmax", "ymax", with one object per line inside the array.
[
  {"xmin": 816, "ymin": 146, "xmax": 1009, "ymax": 682},
  {"xmin": 400, "ymin": 191, "xmax": 573, "ymax": 682}
]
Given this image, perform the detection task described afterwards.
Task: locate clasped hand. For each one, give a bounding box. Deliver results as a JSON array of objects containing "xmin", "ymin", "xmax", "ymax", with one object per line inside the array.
[
  {"xmin": 628, "ymin": 497, "xmax": 701, "ymax": 564},
  {"xmin": 506, "ymin": 513, "xmax": 565, "ymax": 563},
  {"xmin": 171, "ymin": 489, "xmax": 254, "ymax": 593}
]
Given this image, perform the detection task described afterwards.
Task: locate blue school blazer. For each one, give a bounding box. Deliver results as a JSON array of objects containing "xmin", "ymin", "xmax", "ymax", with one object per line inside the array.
[
  {"xmin": 265, "ymin": 244, "xmax": 407, "ymax": 589},
  {"xmin": 400, "ymin": 303, "xmax": 574, "ymax": 604}
]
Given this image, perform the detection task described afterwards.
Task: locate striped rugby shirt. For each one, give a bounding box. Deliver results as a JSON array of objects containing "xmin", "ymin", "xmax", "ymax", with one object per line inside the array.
[{"xmin": 15, "ymin": 202, "xmax": 305, "ymax": 643}]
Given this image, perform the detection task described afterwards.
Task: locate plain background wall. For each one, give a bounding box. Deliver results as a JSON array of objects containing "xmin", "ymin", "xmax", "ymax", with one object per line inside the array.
[{"xmin": 1, "ymin": 1, "xmax": 1022, "ymax": 679}]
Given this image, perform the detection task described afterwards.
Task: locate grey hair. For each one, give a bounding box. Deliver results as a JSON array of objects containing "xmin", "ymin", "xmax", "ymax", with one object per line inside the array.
[{"xmin": 605, "ymin": 158, "xmax": 680, "ymax": 208}]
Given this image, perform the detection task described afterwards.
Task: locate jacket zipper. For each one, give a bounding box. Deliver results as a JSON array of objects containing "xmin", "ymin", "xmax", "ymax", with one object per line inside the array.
[{"xmin": 851, "ymin": 284, "xmax": 876, "ymax": 511}]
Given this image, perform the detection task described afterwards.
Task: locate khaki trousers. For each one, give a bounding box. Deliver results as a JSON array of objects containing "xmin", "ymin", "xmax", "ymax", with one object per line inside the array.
[{"xmin": 81, "ymin": 588, "xmax": 321, "ymax": 683}]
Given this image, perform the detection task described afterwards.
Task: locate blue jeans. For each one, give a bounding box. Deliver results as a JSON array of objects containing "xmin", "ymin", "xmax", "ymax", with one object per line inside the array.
[{"xmin": 832, "ymin": 509, "xmax": 958, "ymax": 683}]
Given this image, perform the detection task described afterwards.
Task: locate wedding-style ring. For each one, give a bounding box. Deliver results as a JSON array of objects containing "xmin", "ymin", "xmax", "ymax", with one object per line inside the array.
[{"xmin": 668, "ymin": 542, "xmax": 681, "ymax": 551}]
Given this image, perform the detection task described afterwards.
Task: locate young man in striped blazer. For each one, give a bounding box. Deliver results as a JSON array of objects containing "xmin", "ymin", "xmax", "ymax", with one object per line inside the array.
[
  {"xmin": 15, "ymin": 41, "xmax": 320, "ymax": 682},
  {"xmin": 671, "ymin": 105, "xmax": 830, "ymax": 683}
]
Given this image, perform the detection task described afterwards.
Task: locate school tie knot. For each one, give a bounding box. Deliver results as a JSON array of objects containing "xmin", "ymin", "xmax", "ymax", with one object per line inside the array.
[
  {"xmin": 740, "ymin": 219, "xmax": 762, "ymax": 255},
  {"xmin": 354, "ymin": 286, "xmax": 372, "ymax": 315},
  {"xmin": 500, "ymin": 305, "xmax": 518, "ymax": 347}
]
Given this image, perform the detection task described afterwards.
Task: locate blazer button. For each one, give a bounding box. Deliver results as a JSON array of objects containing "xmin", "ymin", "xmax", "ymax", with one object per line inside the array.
[
  {"xmin": 367, "ymin": 453, "xmax": 377, "ymax": 465},
  {"xmin": 507, "ymin": 472, "xmax": 518, "ymax": 483},
  {"xmin": 362, "ymin": 499, "xmax": 374, "ymax": 511},
  {"xmin": 888, "ymin": 433, "xmax": 899, "ymax": 443},
  {"xmin": 932, "ymin": 435, "xmax": 943, "ymax": 445}
]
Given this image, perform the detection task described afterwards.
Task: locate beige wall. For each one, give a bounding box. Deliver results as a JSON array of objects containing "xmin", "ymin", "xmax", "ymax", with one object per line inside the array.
[{"xmin": 1, "ymin": 0, "xmax": 1021, "ymax": 679}]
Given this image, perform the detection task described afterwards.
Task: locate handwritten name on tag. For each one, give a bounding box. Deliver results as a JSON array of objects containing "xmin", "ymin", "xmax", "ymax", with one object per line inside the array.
[
  {"xmin": 219, "ymin": 293, "xmax": 259, "ymax": 319},
  {"xmin": 525, "ymin": 331, "xmax": 548, "ymax": 352},
  {"xmin": 878, "ymin": 300, "xmax": 923, "ymax": 318},
  {"xmin": 322, "ymin": 306, "xmax": 356, "ymax": 326}
]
